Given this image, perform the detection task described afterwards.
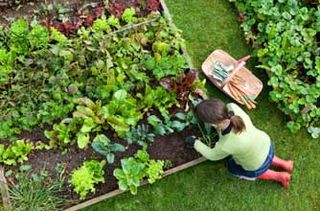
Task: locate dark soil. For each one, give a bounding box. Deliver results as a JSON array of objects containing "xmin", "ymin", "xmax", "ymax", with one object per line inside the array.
[
  {"xmin": 0, "ymin": 0, "xmax": 159, "ymax": 25},
  {"xmin": 0, "ymin": 0, "xmax": 80, "ymax": 25},
  {"xmin": 12, "ymin": 126, "xmax": 201, "ymax": 206}
]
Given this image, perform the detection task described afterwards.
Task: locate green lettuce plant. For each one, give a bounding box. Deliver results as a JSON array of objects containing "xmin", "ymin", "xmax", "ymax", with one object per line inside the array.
[
  {"xmin": 113, "ymin": 149, "xmax": 165, "ymax": 195},
  {"xmin": 101, "ymin": 90, "xmax": 143, "ymax": 137},
  {"xmin": 121, "ymin": 8, "xmax": 138, "ymax": 24},
  {"xmin": 70, "ymin": 160, "xmax": 106, "ymax": 200},
  {"xmin": 0, "ymin": 140, "xmax": 33, "ymax": 165},
  {"xmin": 113, "ymin": 157, "xmax": 145, "ymax": 195},
  {"xmin": 146, "ymin": 160, "xmax": 165, "ymax": 184}
]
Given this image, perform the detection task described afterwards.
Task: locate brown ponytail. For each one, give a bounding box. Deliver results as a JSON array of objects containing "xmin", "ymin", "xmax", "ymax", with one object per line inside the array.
[
  {"xmin": 229, "ymin": 115, "xmax": 246, "ymax": 134},
  {"xmin": 195, "ymin": 98, "xmax": 246, "ymax": 134}
]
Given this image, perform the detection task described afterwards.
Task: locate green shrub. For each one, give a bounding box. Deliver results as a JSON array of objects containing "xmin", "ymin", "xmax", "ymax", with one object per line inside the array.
[{"xmin": 230, "ymin": 0, "xmax": 320, "ymax": 136}]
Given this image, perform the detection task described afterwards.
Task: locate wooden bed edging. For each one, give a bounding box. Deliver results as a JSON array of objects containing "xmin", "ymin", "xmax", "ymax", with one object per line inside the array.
[
  {"xmin": 105, "ymin": 16, "xmax": 159, "ymax": 37},
  {"xmin": 0, "ymin": 165, "xmax": 11, "ymax": 210},
  {"xmin": 64, "ymin": 157, "xmax": 207, "ymax": 211}
]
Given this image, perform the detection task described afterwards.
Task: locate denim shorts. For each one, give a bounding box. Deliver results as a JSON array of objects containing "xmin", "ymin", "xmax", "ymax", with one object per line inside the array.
[{"xmin": 226, "ymin": 144, "xmax": 274, "ymax": 178}]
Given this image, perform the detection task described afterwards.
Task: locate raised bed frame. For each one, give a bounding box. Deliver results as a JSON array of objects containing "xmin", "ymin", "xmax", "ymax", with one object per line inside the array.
[{"xmin": 0, "ymin": 0, "xmax": 206, "ymax": 210}]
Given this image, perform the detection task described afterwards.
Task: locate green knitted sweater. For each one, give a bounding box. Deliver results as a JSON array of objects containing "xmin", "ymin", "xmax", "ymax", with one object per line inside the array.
[{"xmin": 194, "ymin": 103, "xmax": 271, "ymax": 171}]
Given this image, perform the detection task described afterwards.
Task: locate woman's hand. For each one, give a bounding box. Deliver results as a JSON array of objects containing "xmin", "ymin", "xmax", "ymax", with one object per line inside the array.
[{"xmin": 185, "ymin": 136, "xmax": 198, "ymax": 148}]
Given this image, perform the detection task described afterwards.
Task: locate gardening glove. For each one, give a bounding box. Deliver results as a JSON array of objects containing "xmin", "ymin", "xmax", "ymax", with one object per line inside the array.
[{"xmin": 185, "ymin": 135, "xmax": 197, "ymax": 148}]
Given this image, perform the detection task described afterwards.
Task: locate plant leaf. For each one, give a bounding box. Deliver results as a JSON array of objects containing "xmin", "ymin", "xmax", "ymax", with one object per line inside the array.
[
  {"xmin": 107, "ymin": 153, "xmax": 115, "ymax": 164},
  {"xmin": 77, "ymin": 133, "xmax": 90, "ymax": 149},
  {"xmin": 110, "ymin": 143, "xmax": 125, "ymax": 152}
]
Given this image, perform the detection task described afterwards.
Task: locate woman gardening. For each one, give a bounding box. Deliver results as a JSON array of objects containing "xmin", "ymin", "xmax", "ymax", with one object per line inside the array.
[{"xmin": 186, "ymin": 98, "xmax": 294, "ymax": 187}]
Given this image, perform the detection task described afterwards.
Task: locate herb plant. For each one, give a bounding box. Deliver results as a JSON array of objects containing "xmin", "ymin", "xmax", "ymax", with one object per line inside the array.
[{"xmin": 9, "ymin": 172, "xmax": 68, "ymax": 211}]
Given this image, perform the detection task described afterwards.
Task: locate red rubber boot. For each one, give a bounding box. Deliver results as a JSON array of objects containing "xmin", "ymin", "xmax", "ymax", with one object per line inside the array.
[
  {"xmin": 256, "ymin": 169, "xmax": 291, "ymax": 188},
  {"xmin": 272, "ymin": 156, "xmax": 294, "ymax": 173}
]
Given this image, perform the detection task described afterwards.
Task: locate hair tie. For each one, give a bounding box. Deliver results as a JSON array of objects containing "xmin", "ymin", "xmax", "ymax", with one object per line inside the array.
[{"xmin": 227, "ymin": 111, "xmax": 235, "ymax": 119}]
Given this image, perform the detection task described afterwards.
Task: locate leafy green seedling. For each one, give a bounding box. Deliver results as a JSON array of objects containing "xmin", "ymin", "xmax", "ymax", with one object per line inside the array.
[{"xmin": 91, "ymin": 134, "xmax": 125, "ymax": 164}]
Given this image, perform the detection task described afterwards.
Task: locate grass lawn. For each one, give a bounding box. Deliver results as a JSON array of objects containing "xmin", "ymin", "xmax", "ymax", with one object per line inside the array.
[{"xmin": 84, "ymin": 0, "xmax": 320, "ymax": 210}]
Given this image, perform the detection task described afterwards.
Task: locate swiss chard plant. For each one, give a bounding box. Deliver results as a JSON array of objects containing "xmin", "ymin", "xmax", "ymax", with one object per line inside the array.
[
  {"xmin": 137, "ymin": 85, "xmax": 177, "ymax": 114},
  {"xmin": 44, "ymin": 97, "xmax": 104, "ymax": 149},
  {"xmin": 160, "ymin": 68, "xmax": 199, "ymax": 104},
  {"xmin": 101, "ymin": 90, "xmax": 143, "ymax": 137},
  {"xmin": 72, "ymin": 98, "xmax": 106, "ymax": 149}
]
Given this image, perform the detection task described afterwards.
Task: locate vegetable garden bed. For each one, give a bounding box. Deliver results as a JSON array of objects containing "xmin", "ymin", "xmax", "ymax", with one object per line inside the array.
[{"xmin": 0, "ymin": 0, "xmax": 213, "ymax": 210}]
